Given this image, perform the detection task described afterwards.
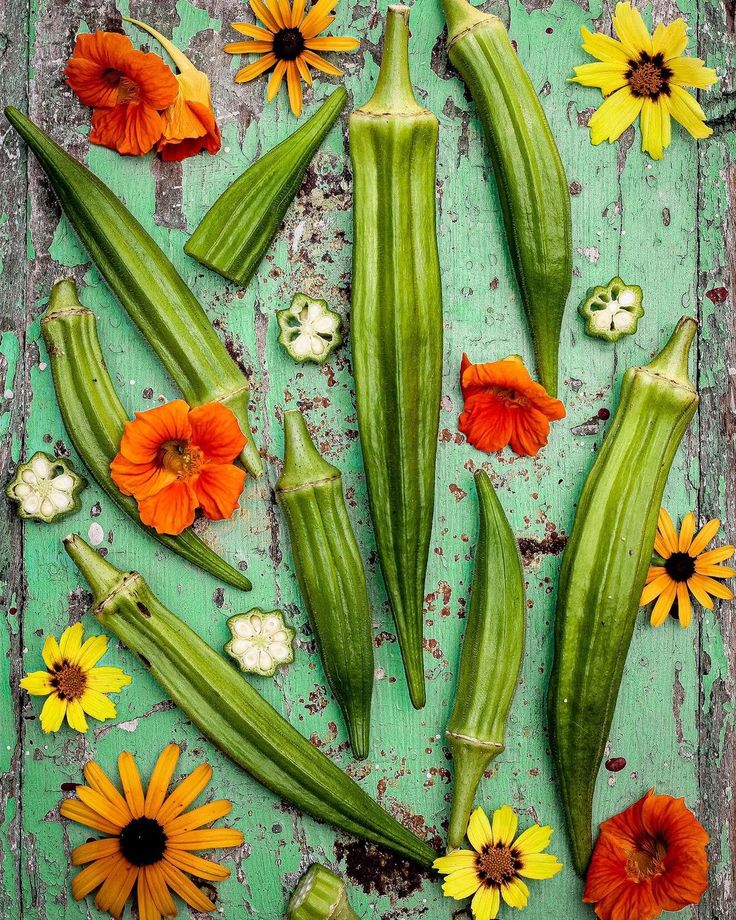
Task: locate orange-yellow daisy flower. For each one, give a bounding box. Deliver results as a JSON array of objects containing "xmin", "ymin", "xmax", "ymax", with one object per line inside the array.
[
  {"xmin": 639, "ymin": 508, "xmax": 735, "ymax": 627},
  {"xmin": 571, "ymin": 2, "xmax": 718, "ymax": 159},
  {"xmin": 61, "ymin": 744, "xmax": 244, "ymax": 919},
  {"xmin": 224, "ymin": 0, "xmax": 359, "ymax": 117},
  {"xmin": 20, "ymin": 623, "xmax": 131, "ymax": 733}
]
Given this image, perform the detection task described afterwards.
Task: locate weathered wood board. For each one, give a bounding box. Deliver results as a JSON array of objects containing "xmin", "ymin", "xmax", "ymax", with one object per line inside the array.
[{"xmin": 0, "ymin": 0, "xmax": 733, "ymax": 917}]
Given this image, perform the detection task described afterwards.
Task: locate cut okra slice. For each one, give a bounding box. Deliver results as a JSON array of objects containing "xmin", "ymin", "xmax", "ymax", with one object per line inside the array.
[
  {"xmin": 287, "ymin": 864, "xmax": 360, "ymax": 920},
  {"xmin": 5, "ymin": 451, "xmax": 86, "ymax": 522},
  {"xmin": 277, "ymin": 294, "xmax": 342, "ymax": 365},
  {"xmin": 224, "ymin": 608, "xmax": 296, "ymax": 677},
  {"xmin": 578, "ymin": 276, "xmax": 644, "ymax": 342}
]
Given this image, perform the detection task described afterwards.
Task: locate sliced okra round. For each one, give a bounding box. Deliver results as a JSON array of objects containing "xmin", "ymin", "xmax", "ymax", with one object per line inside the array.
[
  {"xmin": 224, "ymin": 608, "xmax": 296, "ymax": 677},
  {"xmin": 277, "ymin": 294, "xmax": 342, "ymax": 365},
  {"xmin": 6, "ymin": 451, "xmax": 86, "ymax": 522},
  {"xmin": 578, "ymin": 276, "xmax": 644, "ymax": 342}
]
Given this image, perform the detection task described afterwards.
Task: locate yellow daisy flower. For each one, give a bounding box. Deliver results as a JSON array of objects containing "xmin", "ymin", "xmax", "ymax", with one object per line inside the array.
[
  {"xmin": 434, "ymin": 805, "xmax": 563, "ymax": 920},
  {"xmin": 61, "ymin": 744, "xmax": 244, "ymax": 918},
  {"xmin": 640, "ymin": 508, "xmax": 735, "ymax": 627},
  {"xmin": 20, "ymin": 623, "xmax": 131, "ymax": 733},
  {"xmin": 224, "ymin": 0, "xmax": 359, "ymax": 117},
  {"xmin": 571, "ymin": 2, "xmax": 718, "ymax": 159}
]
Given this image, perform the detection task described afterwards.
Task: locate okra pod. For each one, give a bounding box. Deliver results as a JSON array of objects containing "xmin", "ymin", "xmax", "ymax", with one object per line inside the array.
[
  {"xmin": 42, "ymin": 280, "xmax": 250, "ymax": 590},
  {"xmin": 185, "ymin": 88, "xmax": 347, "ymax": 288},
  {"xmin": 276, "ymin": 411, "xmax": 374, "ymax": 759},
  {"xmin": 287, "ymin": 864, "xmax": 359, "ymax": 920},
  {"xmin": 441, "ymin": 0, "xmax": 572, "ymax": 396},
  {"xmin": 64, "ymin": 534, "xmax": 435, "ymax": 867},
  {"xmin": 445, "ymin": 471, "xmax": 525, "ymax": 849},
  {"xmin": 350, "ymin": 6, "xmax": 443, "ymax": 709},
  {"xmin": 5, "ymin": 106, "xmax": 262, "ymax": 477},
  {"xmin": 548, "ymin": 318, "xmax": 699, "ymax": 873}
]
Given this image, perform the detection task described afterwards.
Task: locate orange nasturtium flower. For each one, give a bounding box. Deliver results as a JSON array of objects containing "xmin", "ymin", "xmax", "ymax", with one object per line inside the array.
[
  {"xmin": 584, "ymin": 789, "xmax": 709, "ymax": 920},
  {"xmin": 61, "ymin": 745, "xmax": 244, "ymax": 917},
  {"xmin": 124, "ymin": 17, "xmax": 221, "ymax": 161},
  {"xmin": 459, "ymin": 354, "xmax": 566, "ymax": 457},
  {"xmin": 65, "ymin": 31, "xmax": 178, "ymax": 156},
  {"xmin": 224, "ymin": 0, "xmax": 360, "ymax": 117},
  {"xmin": 110, "ymin": 400, "xmax": 246, "ymax": 536}
]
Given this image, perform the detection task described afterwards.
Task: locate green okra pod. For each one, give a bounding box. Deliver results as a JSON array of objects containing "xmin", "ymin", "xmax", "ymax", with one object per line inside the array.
[
  {"xmin": 41, "ymin": 280, "xmax": 250, "ymax": 590},
  {"xmin": 350, "ymin": 6, "xmax": 443, "ymax": 709},
  {"xmin": 548, "ymin": 318, "xmax": 699, "ymax": 874},
  {"xmin": 445, "ymin": 470, "xmax": 525, "ymax": 849},
  {"xmin": 276, "ymin": 410, "xmax": 374, "ymax": 759},
  {"xmin": 185, "ymin": 88, "xmax": 347, "ymax": 288},
  {"xmin": 5, "ymin": 106, "xmax": 262, "ymax": 477},
  {"xmin": 441, "ymin": 0, "xmax": 572, "ymax": 396},
  {"xmin": 64, "ymin": 534, "xmax": 434, "ymax": 867}
]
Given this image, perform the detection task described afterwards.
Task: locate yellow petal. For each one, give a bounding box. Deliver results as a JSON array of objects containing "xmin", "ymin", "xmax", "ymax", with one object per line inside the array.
[
  {"xmin": 42, "ymin": 634, "xmax": 63, "ymax": 670},
  {"xmin": 696, "ymin": 545, "xmax": 734, "ymax": 565},
  {"xmin": 224, "ymin": 40, "xmax": 275, "ymax": 54},
  {"xmin": 235, "ymin": 52, "xmax": 277, "ymax": 83},
  {"xmin": 304, "ymin": 36, "xmax": 360, "ymax": 51},
  {"xmin": 19, "ymin": 671, "xmax": 53, "ymax": 696},
  {"xmin": 300, "ymin": 0, "xmax": 338, "ymax": 37},
  {"xmin": 641, "ymin": 96, "xmax": 664, "ymax": 159},
  {"xmin": 80, "ymin": 689, "xmax": 117, "ymax": 722},
  {"xmin": 500, "ymin": 876, "xmax": 529, "ymax": 909},
  {"xmin": 66, "ymin": 699, "xmax": 89, "ymax": 733},
  {"xmin": 296, "ymin": 54, "xmax": 313, "ymax": 85},
  {"xmin": 668, "ymin": 55, "xmax": 718, "ymax": 90},
  {"xmin": 76, "ymin": 635, "xmax": 109, "ymax": 671},
  {"xmin": 166, "ymin": 827, "xmax": 244, "ymax": 850},
  {"xmin": 145, "ymin": 744, "xmax": 180, "ymax": 819},
  {"xmin": 640, "ymin": 572, "xmax": 671, "ymax": 606},
  {"xmin": 60, "ymin": 623, "xmax": 85, "ymax": 662},
  {"xmin": 513, "ymin": 823, "xmax": 553, "ymax": 856},
  {"xmin": 164, "ymin": 799, "xmax": 232, "ymax": 836},
  {"xmin": 570, "ymin": 61, "xmax": 630, "ymax": 96},
  {"xmin": 612, "ymin": 2, "xmax": 652, "ymax": 58},
  {"xmin": 491, "ymin": 804, "xmax": 518, "ymax": 846},
  {"xmin": 250, "ymin": 0, "xmax": 280, "ymax": 33},
  {"xmin": 70, "ymin": 853, "xmax": 121, "ymax": 900},
  {"xmin": 286, "ymin": 60, "xmax": 303, "ymax": 117},
  {"xmin": 302, "ymin": 14, "xmax": 335, "ymax": 39},
  {"xmin": 267, "ymin": 59, "xmax": 288, "ymax": 101},
  {"xmin": 434, "ymin": 850, "xmax": 477, "ymax": 873},
  {"xmin": 676, "ymin": 583, "xmax": 693, "ymax": 628},
  {"xmin": 231, "ymin": 22, "xmax": 274, "ymax": 40},
  {"xmin": 290, "ymin": 0, "xmax": 306, "ymax": 28},
  {"xmin": 84, "ymin": 760, "xmax": 134, "ymax": 824},
  {"xmin": 650, "ymin": 579, "xmax": 677, "ymax": 626},
  {"xmin": 60, "ymin": 799, "xmax": 122, "ymax": 835},
  {"xmin": 580, "ymin": 26, "xmax": 631, "ymax": 65},
  {"xmin": 164, "ymin": 848, "xmax": 231, "ymax": 881},
  {"xmin": 301, "ymin": 49, "xmax": 342, "ymax": 76},
  {"xmin": 157, "ymin": 763, "xmax": 213, "ymax": 825},
  {"xmin": 687, "ymin": 575, "xmax": 715, "ymax": 610},
  {"xmin": 86, "ymin": 666, "xmax": 132, "ymax": 693},
  {"xmin": 689, "ymin": 518, "xmax": 721, "ymax": 556},
  {"xmin": 695, "ymin": 563, "xmax": 736, "ymax": 578},
  {"xmin": 660, "ymin": 95, "xmax": 672, "ymax": 149},
  {"xmin": 657, "ymin": 508, "xmax": 678, "ymax": 554},
  {"xmin": 678, "ymin": 512, "xmax": 696, "ymax": 552},
  {"xmin": 652, "ymin": 18, "xmax": 688, "ymax": 59},
  {"xmin": 77, "ymin": 785, "xmax": 131, "ymax": 829},
  {"xmin": 274, "ymin": 0, "xmax": 292, "ymax": 30},
  {"xmin": 442, "ymin": 867, "xmax": 482, "ymax": 900},
  {"xmin": 40, "ymin": 693, "xmax": 66, "ymax": 733},
  {"xmin": 589, "ymin": 87, "xmax": 644, "ymax": 144},
  {"xmin": 691, "ymin": 574, "xmax": 734, "ymax": 600},
  {"xmin": 645, "ymin": 565, "xmax": 666, "ymax": 584},
  {"xmin": 467, "ymin": 807, "xmax": 493, "ymax": 851},
  {"xmin": 517, "ymin": 852, "xmax": 564, "ymax": 879},
  {"xmin": 472, "ymin": 883, "xmax": 500, "ymax": 920},
  {"xmin": 118, "ymin": 751, "xmax": 146, "ymax": 818},
  {"xmin": 72, "ymin": 837, "xmax": 121, "ymax": 866},
  {"xmin": 668, "ymin": 84, "xmax": 712, "ymax": 139}
]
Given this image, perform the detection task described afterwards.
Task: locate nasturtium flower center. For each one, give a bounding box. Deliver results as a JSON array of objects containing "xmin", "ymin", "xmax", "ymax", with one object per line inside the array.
[
  {"xmin": 664, "ymin": 551, "xmax": 696, "ymax": 582},
  {"xmin": 273, "ymin": 27, "xmax": 305, "ymax": 61},
  {"xmin": 627, "ymin": 53, "xmax": 672, "ymax": 98},
  {"xmin": 491, "ymin": 387, "xmax": 529, "ymax": 410},
  {"xmin": 52, "ymin": 662, "xmax": 87, "ymax": 701},
  {"xmin": 626, "ymin": 835, "xmax": 667, "ymax": 881},
  {"xmin": 159, "ymin": 440, "xmax": 205, "ymax": 480},
  {"xmin": 119, "ymin": 817, "xmax": 168, "ymax": 866},
  {"xmin": 476, "ymin": 844, "xmax": 519, "ymax": 885}
]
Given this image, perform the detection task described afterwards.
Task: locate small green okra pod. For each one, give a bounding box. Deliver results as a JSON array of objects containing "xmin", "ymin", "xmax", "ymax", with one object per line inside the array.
[
  {"xmin": 276, "ymin": 410, "xmax": 374, "ymax": 759},
  {"xmin": 41, "ymin": 279, "xmax": 250, "ymax": 591},
  {"xmin": 5, "ymin": 106, "xmax": 262, "ymax": 477},
  {"xmin": 287, "ymin": 864, "xmax": 360, "ymax": 920},
  {"xmin": 445, "ymin": 470, "xmax": 525, "ymax": 849}
]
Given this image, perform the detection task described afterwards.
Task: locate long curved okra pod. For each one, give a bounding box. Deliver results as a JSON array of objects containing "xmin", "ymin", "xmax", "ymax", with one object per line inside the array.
[
  {"xmin": 276, "ymin": 411, "xmax": 374, "ymax": 758},
  {"xmin": 441, "ymin": 0, "xmax": 572, "ymax": 396},
  {"xmin": 548, "ymin": 318, "xmax": 699, "ymax": 874},
  {"xmin": 64, "ymin": 534, "xmax": 435, "ymax": 868},
  {"xmin": 445, "ymin": 471, "xmax": 525, "ymax": 848},
  {"xmin": 350, "ymin": 6, "xmax": 443, "ymax": 709},
  {"xmin": 5, "ymin": 106, "xmax": 262, "ymax": 477},
  {"xmin": 42, "ymin": 280, "xmax": 250, "ymax": 590}
]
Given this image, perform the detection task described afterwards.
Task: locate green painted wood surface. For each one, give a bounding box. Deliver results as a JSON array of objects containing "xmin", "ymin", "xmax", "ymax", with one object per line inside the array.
[{"xmin": 0, "ymin": 0, "xmax": 733, "ymax": 917}]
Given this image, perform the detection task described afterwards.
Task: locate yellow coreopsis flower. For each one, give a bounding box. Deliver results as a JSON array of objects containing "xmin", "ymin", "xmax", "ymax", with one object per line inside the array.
[
  {"xmin": 434, "ymin": 806, "xmax": 563, "ymax": 920},
  {"xmin": 571, "ymin": 2, "xmax": 718, "ymax": 159},
  {"xmin": 20, "ymin": 623, "xmax": 131, "ymax": 733}
]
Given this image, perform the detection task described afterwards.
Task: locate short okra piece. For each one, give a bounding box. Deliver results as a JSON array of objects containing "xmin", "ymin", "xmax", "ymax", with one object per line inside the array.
[
  {"xmin": 578, "ymin": 277, "xmax": 644, "ymax": 342},
  {"xmin": 6, "ymin": 452, "xmax": 86, "ymax": 522},
  {"xmin": 225, "ymin": 608, "xmax": 296, "ymax": 677},
  {"xmin": 287, "ymin": 864, "xmax": 360, "ymax": 920},
  {"xmin": 277, "ymin": 294, "xmax": 342, "ymax": 365}
]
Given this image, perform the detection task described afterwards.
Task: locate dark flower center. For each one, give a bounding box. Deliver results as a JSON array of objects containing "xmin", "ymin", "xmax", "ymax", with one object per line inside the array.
[
  {"xmin": 159, "ymin": 440, "xmax": 204, "ymax": 480},
  {"xmin": 627, "ymin": 52, "xmax": 672, "ymax": 98},
  {"xmin": 626, "ymin": 834, "xmax": 667, "ymax": 881},
  {"xmin": 664, "ymin": 551, "xmax": 696, "ymax": 583},
  {"xmin": 119, "ymin": 817, "xmax": 168, "ymax": 866},
  {"xmin": 51, "ymin": 662, "xmax": 87, "ymax": 701},
  {"xmin": 490, "ymin": 387, "xmax": 528, "ymax": 409},
  {"xmin": 273, "ymin": 27, "xmax": 305, "ymax": 61},
  {"xmin": 476, "ymin": 844, "xmax": 520, "ymax": 886}
]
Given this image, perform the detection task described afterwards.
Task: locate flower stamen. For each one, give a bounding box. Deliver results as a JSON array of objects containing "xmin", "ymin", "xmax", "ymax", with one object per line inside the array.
[
  {"xmin": 119, "ymin": 817, "xmax": 168, "ymax": 866},
  {"xmin": 52, "ymin": 663, "xmax": 87, "ymax": 701},
  {"xmin": 476, "ymin": 844, "xmax": 519, "ymax": 885}
]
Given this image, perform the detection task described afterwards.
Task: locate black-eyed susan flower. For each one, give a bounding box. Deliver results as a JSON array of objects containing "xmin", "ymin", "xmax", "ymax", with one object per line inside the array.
[
  {"xmin": 434, "ymin": 805, "xmax": 562, "ymax": 920},
  {"xmin": 571, "ymin": 2, "xmax": 717, "ymax": 159},
  {"xmin": 224, "ymin": 0, "xmax": 359, "ymax": 117},
  {"xmin": 20, "ymin": 623, "xmax": 131, "ymax": 733},
  {"xmin": 61, "ymin": 744, "xmax": 244, "ymax": 918},
  {"xmin": 640, "ymin": 508, "xmax": 735, "ymax": 627}
]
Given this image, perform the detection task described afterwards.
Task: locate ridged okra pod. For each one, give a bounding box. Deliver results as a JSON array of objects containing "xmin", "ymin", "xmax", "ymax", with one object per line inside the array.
[
  {"xmin": 350, "ymin": 6, "xmax": 443, "ymax": 709},
  {"xmin": 42, "ymin": 280, "xmax": 250, "ymax": 590},
  {"xmin": 441, "ymin": 0, "xmax": 572, "ymax": 396},
  {"xmin": 186, "ymin": 88, "xmax": 347, "ymax": 287},
  {"xmin": 445, "ymin": 471, "xmax": 525, "ymax": 849},
  {"xmin": 5, "ymin": 106, "xmax": 262, "ymax": 477},
  {"xmin": 287, "ymin": 864, "xmax": 360, "ymax": 920},
  {"xmin": 276, "ymin": 411, "xmax": 374, "ymax": 759},
  {"xmin": 548, "ymin": 318, "xmax": 699, "ymax": 874},
  {"xmin": 64, "ymin": 535, "xmax": 435, "ymax": 867}
]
